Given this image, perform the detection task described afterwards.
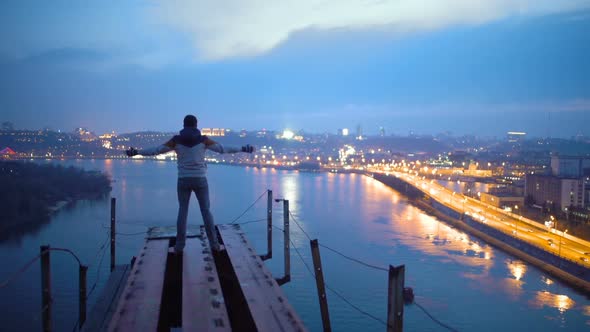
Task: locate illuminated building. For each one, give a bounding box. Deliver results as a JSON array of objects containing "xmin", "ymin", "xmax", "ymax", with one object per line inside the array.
[
  {"xmin": 507, "ymin": 131, "xmax": 526, "ymax": 143},
  {"xmin": 201, "ymin": 128, "xmax": 226, "ymax": 136},
  {"xmin": 75, "ymin": 127, "xmax": 97, "ymax": 142},
  {"xmin": 481, "ymin": 192, "xmax": 524, "ymax": 210}
]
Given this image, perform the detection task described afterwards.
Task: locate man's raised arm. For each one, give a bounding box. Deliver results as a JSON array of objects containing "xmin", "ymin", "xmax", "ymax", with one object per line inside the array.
[
  {"xmin": 126, "ymin": 139, "xmax": 175, "ymax": 157},
  {"xmin": 204, "ymin": 138, "xmax": 254, "ymax": 154}
]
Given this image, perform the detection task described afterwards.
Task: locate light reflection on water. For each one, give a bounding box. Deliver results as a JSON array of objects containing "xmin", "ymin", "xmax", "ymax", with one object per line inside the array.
[
  {"xmin": 530, "ymin": 291, "xmax": 576, "ymax": 325},
  {"xmin": 0, "ymin": 160, "xmax": 589, "ymax": 331}
]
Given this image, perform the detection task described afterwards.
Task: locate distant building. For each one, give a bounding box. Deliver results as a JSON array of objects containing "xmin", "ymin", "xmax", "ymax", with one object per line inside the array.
[
  {"xmin": 447, "ymin": 151, "xmax": 471, "ymax": 167},
  {"xmin": 1, "ymin": 147, "xmax": 16, "ymax": 158},
  {"xmin": 464, "ymin": 162, "xmax": 492, "ymax": 177},
  {"xmin": 201, "ymin": 128, "xmax": 226, "ymax": 137},
  {"xmin": 525, "ymin": 174, "xmax": 585, "ymax": 212},
  {"xmin": 379, "ymin": 127, "xmax": 385, "ymax": 137},
  {"xmin": 481, "ymin": 192, "xmax": 524, "ymax": 210},
  {"xmin": 256, "ymin": 129, "xmax": 267, "ymax": 138},
  {"xmin": 507, "ymin": 131, "xmax": 526, "ymax": 143},
  {"xmin": 74, "ymin": 127, "xmax": 97, "ymax": 142},
  {"xmin": 550, "ymin": 155, "xmax": 590, "ymax": 177}
]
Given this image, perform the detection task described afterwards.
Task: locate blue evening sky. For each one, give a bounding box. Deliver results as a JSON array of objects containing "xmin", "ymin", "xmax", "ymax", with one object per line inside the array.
[{"xmin": 1, "ymin": 1, "xmax": 589, "ymax": 137}]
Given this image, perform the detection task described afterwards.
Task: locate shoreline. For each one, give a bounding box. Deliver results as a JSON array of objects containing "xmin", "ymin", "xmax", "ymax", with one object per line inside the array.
[
  {"xmin": 7, "ymin": 156, "xmax": 361, "ymax": 173},
  {"xmin": 0, "ymin": 160, "xmax": 112, "ymax": 234},
  {"xmin": 370, "ymin": 172, "xmax": 590, "ymax": 295},
  {"xmin": 0, "ymin": 197, "xmax": 107, "ymax": 233}
]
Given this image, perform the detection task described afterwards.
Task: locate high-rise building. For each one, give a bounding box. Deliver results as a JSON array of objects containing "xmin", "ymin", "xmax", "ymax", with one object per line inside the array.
[
  {"xmin": 525, "ymin": 174, "xmax": 585, "ymax": 211},
  {"xmin": 551, "ymin": 155, "xmax": 590, "ymax": 177}
]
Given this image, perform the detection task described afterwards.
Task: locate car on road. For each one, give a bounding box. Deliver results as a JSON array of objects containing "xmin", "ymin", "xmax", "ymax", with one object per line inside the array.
[{"xmin": 580, "ymin": 257, "xmax": 589, "ymax": 262}]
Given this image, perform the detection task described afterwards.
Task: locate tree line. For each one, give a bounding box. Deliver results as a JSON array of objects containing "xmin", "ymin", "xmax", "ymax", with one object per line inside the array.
[{"xmin": 0, "ymin": 161, "xmax": 111, "ymax": 226}]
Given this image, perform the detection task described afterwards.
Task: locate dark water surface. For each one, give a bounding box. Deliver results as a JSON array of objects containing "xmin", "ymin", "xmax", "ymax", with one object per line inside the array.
[{"xmin": 0, "ymin": 159, "xmax": 589, "ymax": 331}]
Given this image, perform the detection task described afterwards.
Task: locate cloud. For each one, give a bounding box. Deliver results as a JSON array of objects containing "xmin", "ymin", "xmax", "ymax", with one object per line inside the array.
[
  {"xmin": 317, "ymin": 99, "xmax": 590, "ymax": 120},
  {"xmin": 152, "ymin": 0, "xmax": 590, "ymax": 61}
]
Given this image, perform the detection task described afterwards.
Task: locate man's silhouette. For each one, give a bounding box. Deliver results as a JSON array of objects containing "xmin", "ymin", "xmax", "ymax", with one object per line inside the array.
[{"xmin": 126, "ymin": 115, "xmax": 254, "ymax": 253}]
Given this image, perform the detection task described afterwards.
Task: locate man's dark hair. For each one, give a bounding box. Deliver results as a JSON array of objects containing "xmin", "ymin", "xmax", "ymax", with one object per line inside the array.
[{"xmin": 183, "ymin": 115, "xmax": 197, "ymax": 127}]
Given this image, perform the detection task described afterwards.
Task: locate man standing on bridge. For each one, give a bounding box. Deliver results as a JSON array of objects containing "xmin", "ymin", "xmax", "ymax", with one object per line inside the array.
[{"xmin": 125, "ymin": 115, "xmax": 254, "ymax": 253}]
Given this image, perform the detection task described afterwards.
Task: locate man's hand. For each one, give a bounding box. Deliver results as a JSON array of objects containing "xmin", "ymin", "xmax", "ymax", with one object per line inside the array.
[
  {"xmin": 241, "ymin": 144, "xmax": 255, "ymax": 153},
  {"xmin": 126, "ymin": 147, "xmax": 138, "ymax": 157}
]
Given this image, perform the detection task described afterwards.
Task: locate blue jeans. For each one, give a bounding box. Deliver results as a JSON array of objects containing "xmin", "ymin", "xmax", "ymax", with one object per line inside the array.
[{"xmin": 176, "ymin": 177, "xmax": 219, "ymax": 252}]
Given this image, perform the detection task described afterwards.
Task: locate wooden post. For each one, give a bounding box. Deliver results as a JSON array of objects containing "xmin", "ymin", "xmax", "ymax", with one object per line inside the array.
[
  {"xmin": 79, "ymin": 265, "xmax": 88, "ymax": 328},
  {"xmin": 387, "ymin": 265, "xmax": 405, "ymax": 332},
  {"xmin": 262, "ymin": 190, "xmax": 273, "ymax": 261},
  {"xmin": 310, "ymin": 239, "xmax": 331, "ymax": 332},
  {"xmin": 110, "ymin": 197, "xmax": 116, "ymax": 272},
  {"xmin": 283, "ymin": 199, "xmax": 290, "ymax": 282},
  {"xmin": 40, "ymin": 245, "xmax": 52, "ymax": 332}
]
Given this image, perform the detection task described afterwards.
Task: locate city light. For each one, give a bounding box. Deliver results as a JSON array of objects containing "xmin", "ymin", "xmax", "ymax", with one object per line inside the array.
[{"xmin": 282, "ymin": 129, "xmax": 295, "ymax": 140}]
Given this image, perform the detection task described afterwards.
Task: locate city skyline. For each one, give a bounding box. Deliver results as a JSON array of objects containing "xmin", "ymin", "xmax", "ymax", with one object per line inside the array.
[
  {"xmin": 1, "ymin": 1, "xmax": 589, "ymax": 137},
  {"xmin": 4, "ymin": 121, "xmax": 589, "ymax": 141}
]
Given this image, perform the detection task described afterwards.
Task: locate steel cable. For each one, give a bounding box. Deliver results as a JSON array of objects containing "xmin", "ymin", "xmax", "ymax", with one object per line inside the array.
[{"xmin": 228, "ymin": 190, "xmax": 268, "ymax": 224}]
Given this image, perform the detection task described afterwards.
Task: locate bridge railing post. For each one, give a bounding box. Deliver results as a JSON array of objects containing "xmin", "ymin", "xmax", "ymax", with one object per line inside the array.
[
  {"xmin": 79, "ymin": 265, "xmax": 88, "ymax": 328},
  {"xmin": 387, "ymin": 265, "xmax": 405, "ymax": 332},
  {"xmin": 110, "ymin": 197, "xmax": 116, "ymax": 272},
  {"xmin": 275, "ymin": 198, "xmax": 291, "ymax": 285},
  {"xmin": 261, "ymin": 190, "xmax": 273, "ymax": 261},
  {"xmin": 40, "ymin": 245, "xmax": 52, "ymax": 332},
  {"xmin": 283, "ymin": 199, "xmax": 290, "ymax": 282},
  {"xmin": 310, "ymin": 239, "xmax": 331, "ymax": 332}
]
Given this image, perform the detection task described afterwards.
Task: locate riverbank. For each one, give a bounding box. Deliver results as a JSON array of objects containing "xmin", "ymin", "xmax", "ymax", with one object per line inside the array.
[
  {"xmin": 0, "ymin": 160, "xmax": 112, "ymax": 229},
  {"xmin": 370, "ymin": 172, "xmax": 590, "ymax": 295}
]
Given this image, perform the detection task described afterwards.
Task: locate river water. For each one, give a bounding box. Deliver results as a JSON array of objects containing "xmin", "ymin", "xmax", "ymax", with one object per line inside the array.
[{"xmin": 0, "ymin": 159, "xmax": 589, "ymax": 331}]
